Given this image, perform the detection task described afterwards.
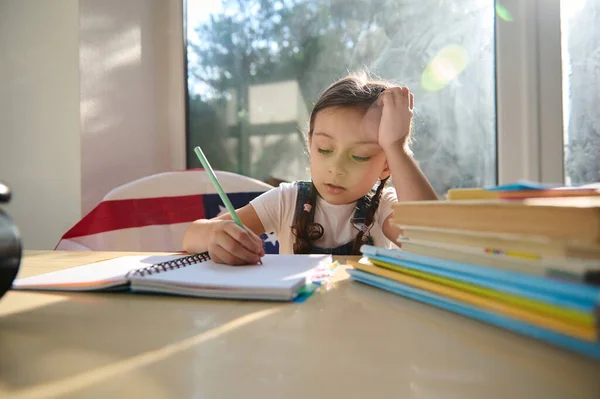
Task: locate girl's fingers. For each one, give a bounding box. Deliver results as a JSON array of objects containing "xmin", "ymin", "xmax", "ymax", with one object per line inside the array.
[
  {"xmin": 220, "ymin": 230, "xmax": 261, "ymax": 263},
  {"xmin": 246, "ymin": 228, "xmax": 266, "ymax": 256},
  {"xmin": 211, "ymin": 243, "xmax": 255, "ymax": 265},
  {"xmin": 390, "ymin": 88, "xmax": 401, "ymax": 106},
  {"xmin": 211, "ymin": 253, "xmax": 223, "ymax": 264},
  {"xmin": 380, "ymin": 87, "xmax": 412, "ymax": 110},
  {"xmin": 399, "ymin": 87, "xmax": 409, "ymax": 108},
  {"xmin": 390, "ymin": 89, "xmax": 398, "ymax": 107},
  {"xmin": 210, "ymin": 251, "xmax": 227, "ymax": 265},
  {"xmin": 251, "ymin": 232, "xmax": 265, "ymax": 256},
  {"xmin": 380, "ymin": 90, "xmax": 394, "ymax": 107},
  {"xmin": 224, "ymin": 223, "xmax": 264, "ymax": 256}
]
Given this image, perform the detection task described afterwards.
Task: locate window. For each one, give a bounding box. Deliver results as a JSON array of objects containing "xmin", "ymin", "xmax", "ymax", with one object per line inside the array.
[
  {"xmin": 185, "ymin": 0, "xmax": 497, "ymax": 196},
  {"xmin": 561, "ymin": 0, "xmax": 600, "ymax": 185}
]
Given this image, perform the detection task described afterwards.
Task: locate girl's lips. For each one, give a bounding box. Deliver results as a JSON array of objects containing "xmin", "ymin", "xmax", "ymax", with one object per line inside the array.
[{"xmin": 325, "ymin": 183, "xmax": 345, "ymax": 195}]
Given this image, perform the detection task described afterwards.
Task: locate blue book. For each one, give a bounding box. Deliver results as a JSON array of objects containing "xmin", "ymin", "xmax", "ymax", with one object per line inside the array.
[
  {"xmin": 348, "ymin": 268, "xmax": 600, "ymax": 360},
  {"xmin": 485, "ymin": 180, "xmax": 558, "ymax": 191},
  {"xmin": 360, "ymin": 245, "xmax": 600, "ymax": 312}
]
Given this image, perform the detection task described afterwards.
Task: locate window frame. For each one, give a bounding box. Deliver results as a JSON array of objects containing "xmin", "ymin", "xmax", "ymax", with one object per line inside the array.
[{"xmin": 496, "ymin": 0, "xmax": 565, "ymax": 184}]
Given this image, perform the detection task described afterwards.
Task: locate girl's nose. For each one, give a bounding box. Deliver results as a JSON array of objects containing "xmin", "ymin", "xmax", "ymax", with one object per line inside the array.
[{"xmin": 328, "ymin": 155, "xmax": 347, "ymax": 176}]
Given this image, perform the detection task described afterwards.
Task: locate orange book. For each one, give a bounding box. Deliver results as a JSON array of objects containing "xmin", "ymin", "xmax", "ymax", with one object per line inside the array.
[{"xmin": 446, "ymin": 187, "xmax": 600, "ymax": 201}]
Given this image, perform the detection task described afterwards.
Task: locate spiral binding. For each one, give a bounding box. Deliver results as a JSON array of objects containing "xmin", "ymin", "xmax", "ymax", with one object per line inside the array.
[{"xmin": 126, "ymin": 252, "xmax": 211, "ymax": 278}]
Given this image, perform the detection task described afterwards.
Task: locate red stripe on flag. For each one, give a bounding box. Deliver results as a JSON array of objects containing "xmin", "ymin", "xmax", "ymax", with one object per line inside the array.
[{"xmin": 62, "ymin": 194, "xmax": 206, "ymax": 239}]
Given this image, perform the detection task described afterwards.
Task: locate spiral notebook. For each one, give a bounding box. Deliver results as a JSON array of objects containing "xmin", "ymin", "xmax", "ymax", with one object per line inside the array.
[{"xmin": 12, "ymin": 253, "xmax": 332, "ymax": 301}]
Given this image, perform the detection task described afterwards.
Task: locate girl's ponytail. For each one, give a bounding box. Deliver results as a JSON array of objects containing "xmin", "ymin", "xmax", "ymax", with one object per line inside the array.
[
  {"xmin": 291, "ymin": 182, "xmax": 323, "ymax": 254},
  {"xmin": 351, "ymin": 176, "xmax": 389, "ymax": 254}
]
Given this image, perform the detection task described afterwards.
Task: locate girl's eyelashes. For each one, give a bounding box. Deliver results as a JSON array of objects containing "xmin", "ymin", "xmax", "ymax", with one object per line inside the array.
[{"xmin": 317, "ymin": 147, "xmax": 371, "ymax": 162}]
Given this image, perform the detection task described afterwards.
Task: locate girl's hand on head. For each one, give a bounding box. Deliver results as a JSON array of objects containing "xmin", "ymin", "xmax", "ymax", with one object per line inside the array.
[
  {"xmin": 207, "ymin": 220, "xmax": 265, "ymax": 265},
  {"xmin": 376, "ymin": 87, "xmax": 414, "ymax": 148}
]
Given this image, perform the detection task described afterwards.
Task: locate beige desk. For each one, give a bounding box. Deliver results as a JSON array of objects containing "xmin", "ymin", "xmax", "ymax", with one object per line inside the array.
[{"xmin": 1, "ymin": 251, "xmax": 599, "ymax": 399}]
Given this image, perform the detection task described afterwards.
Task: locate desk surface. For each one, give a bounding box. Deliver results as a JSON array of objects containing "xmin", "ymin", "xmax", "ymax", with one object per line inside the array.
[{"xmin": 1, "ymin": 250, "xmax": 599, "ymax": 399}]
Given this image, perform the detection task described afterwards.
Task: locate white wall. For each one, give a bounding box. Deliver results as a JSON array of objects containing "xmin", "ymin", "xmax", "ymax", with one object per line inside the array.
[
  {"xmin": 80, "ymin": 0, "xmax": 186, "ymax": 214},
  {"xmin": 0, "ymin": 0, "xmax": 82, "ymax": 250},
  {"xmin": 0, "ymin": 0, "xmax": 186, "ymax": 249}
]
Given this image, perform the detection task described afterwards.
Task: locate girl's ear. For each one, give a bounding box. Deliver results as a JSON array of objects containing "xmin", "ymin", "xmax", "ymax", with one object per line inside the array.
[{"xmin": 379, "ymin": 162, "xmax": 391, "ymax": 180}]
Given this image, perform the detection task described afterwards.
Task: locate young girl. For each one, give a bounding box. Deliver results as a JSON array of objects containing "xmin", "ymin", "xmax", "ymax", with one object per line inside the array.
[{"xmin": 183, "ymin": 74, "xmax": 438, "ymax": 264}]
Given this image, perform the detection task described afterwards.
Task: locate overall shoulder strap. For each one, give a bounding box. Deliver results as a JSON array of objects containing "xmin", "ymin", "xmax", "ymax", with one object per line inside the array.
[
  {"xmin": 292, "ymin": 180, "xmax": 314, "ymax": 226},
  {"xmin": 352, "ymin": 188, "xmax": 375, "ymax": 222},
  {"xmin": 350, "ymin": 187, "xmax": 376, "ymax": 244}
]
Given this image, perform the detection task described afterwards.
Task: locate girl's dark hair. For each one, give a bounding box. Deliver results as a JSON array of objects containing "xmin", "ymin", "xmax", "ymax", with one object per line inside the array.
[{"xmin": 292, "ymin": 73, "xmax": 412, "ymax": 254}]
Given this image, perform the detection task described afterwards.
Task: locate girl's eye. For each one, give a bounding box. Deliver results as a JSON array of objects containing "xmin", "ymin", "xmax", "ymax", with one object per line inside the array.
[
  {"xmin": 318, "ymin": 148, "xmax": 332, "ymax": 155},
  {"xmin": 352, "ymin": 155, "xmax": 371, "ymax": 162}
]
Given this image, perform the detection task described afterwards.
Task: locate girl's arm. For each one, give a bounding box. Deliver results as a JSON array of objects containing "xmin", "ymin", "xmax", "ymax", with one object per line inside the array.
[
  {"xmin": 182, "ymin": 204, "xmax": 266, "ymax": 265},
  {"xmin": 384, "ymin": 142, "xmax": 438, "ymax": 201},
  {"xmin": 382, "ymin": 213, "xmax": 403, "ymax": 245},
  {"xmin": 378, "ymin": 87, "xmax": 438, "ymax": 202},
  {"xmin": 376, "ymin": 87, "xmax": 437, "ymax": 243}
]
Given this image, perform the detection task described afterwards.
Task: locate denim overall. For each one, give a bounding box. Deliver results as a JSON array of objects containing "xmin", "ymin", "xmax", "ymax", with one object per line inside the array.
[{"xmin": 292, "ymin": 181, "xmax": 375, "ymax": 255}]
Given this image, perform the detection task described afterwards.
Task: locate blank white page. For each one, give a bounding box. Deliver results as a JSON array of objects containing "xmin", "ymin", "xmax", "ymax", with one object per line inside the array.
[
  {"xmin": 134, "ymin": 254, "xmax": 331, "ymax": 290},
  {"xmin": 12, "ymin": 255, "xmax": 182, "ymax": 289}
]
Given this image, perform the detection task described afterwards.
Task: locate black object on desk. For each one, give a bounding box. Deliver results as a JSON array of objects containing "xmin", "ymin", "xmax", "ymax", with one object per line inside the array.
[{"xmin": 0, "ymin": 182, "xmax": 21, "ymax": 300}]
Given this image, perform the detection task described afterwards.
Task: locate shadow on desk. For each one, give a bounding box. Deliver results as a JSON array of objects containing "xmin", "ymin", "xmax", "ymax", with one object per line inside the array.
[
  {"xmin": 1, "ymin": 280, "xmax": 599, "ymax": 399},
  {"xmin": 0, "ymin": 291, "xmax": 287, "ymax": 398}
]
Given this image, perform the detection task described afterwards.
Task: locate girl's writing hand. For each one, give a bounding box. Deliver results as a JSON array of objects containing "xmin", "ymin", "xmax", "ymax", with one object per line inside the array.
[
  {"xmin": 207, "ymin": 220, "xmax": 265, "ymax": 265},
  {"xmin": 376, "ymin": 87, "xmax": 414, "ymax": 148}
]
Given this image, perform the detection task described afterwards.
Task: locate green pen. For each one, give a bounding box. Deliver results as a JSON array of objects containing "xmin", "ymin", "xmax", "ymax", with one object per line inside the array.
[{"xmin": 193, "ymin": 146, "xmax": 263, "ymax": 265}]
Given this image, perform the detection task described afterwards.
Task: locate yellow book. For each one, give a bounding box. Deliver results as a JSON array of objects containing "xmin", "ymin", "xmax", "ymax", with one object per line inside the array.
[
  {"xmin": 446, "ymin": 188, "xmax": 499, "ymax": 200},
  {"xmin": 362, "ymin": 257, "xmax": 596, "ymax": 328},
  {"xmin": 350, "ymin": 259, "xmax": 597, "ymax": 341}
]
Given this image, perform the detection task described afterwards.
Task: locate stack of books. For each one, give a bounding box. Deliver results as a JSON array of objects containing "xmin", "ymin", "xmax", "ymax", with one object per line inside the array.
[{"xmin": 348, "ymin": 183, "xmax": 600, "ymax": 360}]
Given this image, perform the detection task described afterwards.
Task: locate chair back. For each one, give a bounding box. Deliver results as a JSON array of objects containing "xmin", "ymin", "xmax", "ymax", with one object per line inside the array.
[{"xmin": 55, "ymin": 170, "xmax": 280, "ymax": 253}]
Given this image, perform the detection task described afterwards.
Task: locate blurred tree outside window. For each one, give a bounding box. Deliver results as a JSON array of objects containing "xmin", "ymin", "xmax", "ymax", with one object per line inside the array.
[
  {"xmin": 185, "ymin": 0, "xmax": 497, "ymax": 196},
  {"xmin": 561, "ymin": 0, "xmax": 600, "ymax": 185}
]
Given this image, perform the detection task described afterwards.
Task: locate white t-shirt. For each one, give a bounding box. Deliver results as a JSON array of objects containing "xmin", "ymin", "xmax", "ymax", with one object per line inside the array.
[{"xmin": 250, "ymin": 182, "xmax": 399, "ymax": 254}]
